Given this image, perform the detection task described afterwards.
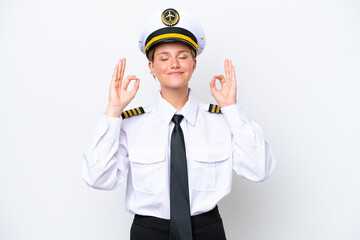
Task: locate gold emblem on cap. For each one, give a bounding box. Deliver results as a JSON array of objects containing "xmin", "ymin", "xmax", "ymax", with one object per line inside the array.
[{"xmin": 161, "ymin": 8, "xmax": 179, "ymax": 26}]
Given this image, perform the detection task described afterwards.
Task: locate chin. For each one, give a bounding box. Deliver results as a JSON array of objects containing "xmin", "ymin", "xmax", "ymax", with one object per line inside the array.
[
  {"xmin": 162, "ymin": 81, "xmax": 189, "ymax": 89},
  {"xmin": 160, "ymin": 78, "xmax": 190, "ymax": 88}
]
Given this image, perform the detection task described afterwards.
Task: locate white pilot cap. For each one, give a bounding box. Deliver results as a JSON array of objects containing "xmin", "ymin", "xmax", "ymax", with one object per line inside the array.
[{"xmin": 138, "ymin": 8, "xmax": 206, "ymax": 59}]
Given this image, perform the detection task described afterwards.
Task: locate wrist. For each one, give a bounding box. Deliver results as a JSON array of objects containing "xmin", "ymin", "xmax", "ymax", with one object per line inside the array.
[
  {"xmin": 220, "ymin": 100, "xmax": 236, "ymax": 108},
  {"xmin": 105, "ymin": 105, "xmax": 124, "ymax": 118}
]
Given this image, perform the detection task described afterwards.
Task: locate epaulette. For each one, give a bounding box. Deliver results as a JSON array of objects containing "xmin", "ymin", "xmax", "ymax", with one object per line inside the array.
[
  {"xmin": 208, "ymin": 104, "xmax": 222, "ymax": 114},
  {"xmin": 121, "ymin": 107, "xmax": 145, "ymax": 119}
]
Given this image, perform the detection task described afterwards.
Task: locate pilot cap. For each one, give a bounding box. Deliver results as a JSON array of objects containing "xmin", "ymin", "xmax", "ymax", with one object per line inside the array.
[{"xmin": 139, "ymin": 8, "xmax": 206, "ymax": 59}]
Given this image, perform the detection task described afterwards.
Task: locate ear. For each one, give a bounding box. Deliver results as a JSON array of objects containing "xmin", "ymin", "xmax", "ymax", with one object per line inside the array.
[
  {"xmin": 148, "ymin": 61, "xmax": 155, "ymax": 76},
  {"xmin": 192, "ymin": 58, "xmax": 197, "ymax": 72}
]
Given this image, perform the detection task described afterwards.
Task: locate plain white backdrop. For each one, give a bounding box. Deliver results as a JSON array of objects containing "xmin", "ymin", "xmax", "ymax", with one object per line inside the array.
[{"xmin": 1, "ymin": 0, "xmax": 359, "ymax": 239}]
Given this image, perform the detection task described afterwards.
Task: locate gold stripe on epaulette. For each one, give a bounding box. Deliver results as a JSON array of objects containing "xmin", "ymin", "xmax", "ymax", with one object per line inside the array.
[
  {"xmin": 208, "ymin": 104, "xmax": 222, "ymax": 114},
  {"xmin": 121, "ymin": 107, "xmax": 145, "ymax": 119}
]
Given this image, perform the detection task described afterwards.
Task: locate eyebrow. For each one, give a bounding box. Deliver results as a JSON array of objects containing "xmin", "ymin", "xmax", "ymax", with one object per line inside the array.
[{"xmin": 156, "ymin": 50, "xmax": 190, "ymax": 56}]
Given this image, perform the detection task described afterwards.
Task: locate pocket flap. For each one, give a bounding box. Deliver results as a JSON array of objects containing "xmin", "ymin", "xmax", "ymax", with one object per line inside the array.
[
  {"xmin": 192, "ymin": 144, "xmax": 229, "ymax": 163},
  {"xmin": 129, "ymin": 147, "xmax": 165, "ymax": 164}
]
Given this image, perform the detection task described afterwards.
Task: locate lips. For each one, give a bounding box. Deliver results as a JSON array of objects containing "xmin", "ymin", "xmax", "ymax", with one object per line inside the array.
[{"xmin": 167, "ymin": 72, "xmax": 183, "ymax": 76}]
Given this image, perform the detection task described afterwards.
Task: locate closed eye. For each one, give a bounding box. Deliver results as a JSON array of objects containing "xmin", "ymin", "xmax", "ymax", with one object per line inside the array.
[{"xmin": 178, "ymin": 54, "xmax": 189, "ymax": 59}]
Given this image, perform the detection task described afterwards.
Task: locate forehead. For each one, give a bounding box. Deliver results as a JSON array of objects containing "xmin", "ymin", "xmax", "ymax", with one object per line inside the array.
[{"xmin": 154, "ymin": 42, "xmax": 191, "ymax": 54}]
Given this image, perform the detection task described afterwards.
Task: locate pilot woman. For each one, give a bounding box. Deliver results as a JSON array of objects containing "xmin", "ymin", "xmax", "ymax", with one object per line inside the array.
[{"xmin": 83, "ymin": 8, "xmax": 276, "ymax": 240}]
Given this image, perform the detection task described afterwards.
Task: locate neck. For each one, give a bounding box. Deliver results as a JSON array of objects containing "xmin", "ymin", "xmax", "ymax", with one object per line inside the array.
[{"xmin": 160, "ymin": 86, "xmax": 189, "ymax": 111}]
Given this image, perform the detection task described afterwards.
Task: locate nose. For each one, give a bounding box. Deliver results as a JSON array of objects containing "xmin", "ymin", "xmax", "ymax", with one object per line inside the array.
[{"xmin": 170, "ymin": 58, "xmax": 180, "ymax": 69}]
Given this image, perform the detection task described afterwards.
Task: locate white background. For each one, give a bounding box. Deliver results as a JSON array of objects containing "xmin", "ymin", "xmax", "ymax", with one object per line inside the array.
[{"xmin": 1, "ymin": 0, "xmax": 359, "ymax": 239}]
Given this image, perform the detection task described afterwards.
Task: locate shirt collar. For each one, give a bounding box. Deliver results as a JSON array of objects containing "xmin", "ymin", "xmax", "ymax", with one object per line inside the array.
[{"xmin": 155, "ymin": 89, "xmax": 199, "ymax": 126}]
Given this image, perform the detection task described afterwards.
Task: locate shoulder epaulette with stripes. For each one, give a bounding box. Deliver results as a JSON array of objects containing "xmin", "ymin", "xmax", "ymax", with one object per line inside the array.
[
  {"xmin": 208, "ymin": 104, "xmax": 222, "ymax": 114},
  {"xmin": 121, "ymin": 107, "xmax": 145, "ymax": 119}
]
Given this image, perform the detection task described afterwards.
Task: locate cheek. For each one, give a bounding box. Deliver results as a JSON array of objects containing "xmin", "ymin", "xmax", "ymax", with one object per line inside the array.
[
  {"xmin": 185, "ymin": 62, "xmax": 195, "ymax": 72},
  {"xmin": 154, "ymin": 63, "xmax": 167, "ymax": 74}
]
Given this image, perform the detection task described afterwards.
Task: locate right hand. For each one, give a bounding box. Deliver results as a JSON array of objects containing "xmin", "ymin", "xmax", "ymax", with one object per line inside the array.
[{"xmin": 105, "ymin": 58, "xmax": 140, "ymax": 118}]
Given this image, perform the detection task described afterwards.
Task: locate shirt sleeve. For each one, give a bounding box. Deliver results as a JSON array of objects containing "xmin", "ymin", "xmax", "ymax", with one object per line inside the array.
[
  {"xmin": 82, "ymin": 114, "xmax": 130, "ymax": 190},
  {"xmin": 221, "ymin": 104, "xmax": 276, "ymax": 182}
]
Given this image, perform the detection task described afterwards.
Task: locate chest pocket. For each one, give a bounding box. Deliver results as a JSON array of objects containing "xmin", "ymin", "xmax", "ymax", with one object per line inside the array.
[
  {"xmin": 129, "ymin": 147, "xmax": 166, "ymax": 194},
  {"xmin": 191, "ymin": 144, "xmax": 232, "ymax": 191}
]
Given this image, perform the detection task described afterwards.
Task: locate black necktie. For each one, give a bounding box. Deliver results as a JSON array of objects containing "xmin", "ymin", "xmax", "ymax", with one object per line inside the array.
[{"xmin": 170, "ymin": 115, "xmax": 193, "ymax": 240}]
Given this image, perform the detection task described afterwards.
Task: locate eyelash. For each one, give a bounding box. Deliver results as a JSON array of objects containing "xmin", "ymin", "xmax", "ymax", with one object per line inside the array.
[{"xmin": 159, "ymin": 54, "xmax": 189, "ymax": 61}]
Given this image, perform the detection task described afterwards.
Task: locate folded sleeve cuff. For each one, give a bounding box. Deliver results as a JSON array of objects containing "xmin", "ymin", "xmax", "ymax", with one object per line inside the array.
[
  {"xmin": 221, "ymin": 104, "xmax": 259, "ymax": 145},
  {"xmin": 102, "ymin": 114, "xmax": 122, "ymax": 140},
  {"xmin": 221, "ymin": 104, "xmax": 245, "ymax": 129}
]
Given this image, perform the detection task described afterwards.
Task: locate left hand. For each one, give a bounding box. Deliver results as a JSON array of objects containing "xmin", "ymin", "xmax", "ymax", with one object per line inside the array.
[{"xmin": 209, "ymin": 59, "xmax": 237, "ymax": 107}]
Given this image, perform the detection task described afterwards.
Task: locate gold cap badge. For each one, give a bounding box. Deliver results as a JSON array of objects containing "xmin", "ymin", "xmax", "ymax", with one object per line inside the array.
[{"xmin": 161, "ymin": 8, "xmax": 179, "ymax": 26}]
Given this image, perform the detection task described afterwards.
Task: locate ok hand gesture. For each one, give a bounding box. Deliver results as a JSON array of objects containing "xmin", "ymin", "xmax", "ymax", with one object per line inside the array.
[
  {"xmin": 105, "ymin": 58, "xmax": 140, "ymax": 118},
  {"xmin": 209, "ymin": 59, "xmax": 237, "ymax": 108}
]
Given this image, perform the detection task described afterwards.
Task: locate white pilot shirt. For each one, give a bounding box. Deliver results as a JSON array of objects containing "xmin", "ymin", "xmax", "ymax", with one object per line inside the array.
[{"xmin": 83, "ymin": 89, "xmax": 276, "ymax": 219}]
